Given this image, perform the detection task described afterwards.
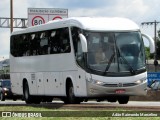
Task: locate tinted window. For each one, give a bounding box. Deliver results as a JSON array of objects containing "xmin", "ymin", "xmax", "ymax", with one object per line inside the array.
[
  {"xmin": 71, "ymin": 27, "xmax": 85, "ymax": 68},
  {"xmin": 49, "ymin": 28, "xmax": 70, "ymax": 54},
  {"xmin": 10, "ymin": 27, "xmax": 71, "ymax": 57}
]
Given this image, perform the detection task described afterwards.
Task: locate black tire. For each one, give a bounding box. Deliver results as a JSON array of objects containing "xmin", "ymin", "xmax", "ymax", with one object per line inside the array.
[
  {"xmin": 0, "ymin": 93, "xmax": 5, "ymax": 101},
  {"xmin": 13, "ymin": 96, "xmax": 17, "ymax": 101},
  {"xmin": 118, "ymin": 96, "xmax": 129, "ymax": 104},
  {"xmin": 23, "ymin": 82, "xmax": 33, "ymax": 104},
  {"xmin": 66, "ymin": 82, "xmax": 80, "ymax": 104}
]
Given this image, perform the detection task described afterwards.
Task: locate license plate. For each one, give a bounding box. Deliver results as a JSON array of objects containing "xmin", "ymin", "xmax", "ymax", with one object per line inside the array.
[{"xmin": 115, "ymin": 89, "xmax": 126, "ymax": 94}]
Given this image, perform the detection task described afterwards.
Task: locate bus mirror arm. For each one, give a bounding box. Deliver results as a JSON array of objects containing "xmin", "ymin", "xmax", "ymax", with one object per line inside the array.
[
  {"xmin": 142, "ymin": 33, "xmax": 155, "ymax": 53},
  {"xmin": 79, "ymin": 34, "xmax": 88, "ymax": 52}
]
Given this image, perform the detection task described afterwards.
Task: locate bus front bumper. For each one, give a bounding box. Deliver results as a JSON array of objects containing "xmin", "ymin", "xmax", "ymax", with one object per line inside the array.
[{"xmin": 86, "ymin": 81, "xmax": 147, "ymax": 97}]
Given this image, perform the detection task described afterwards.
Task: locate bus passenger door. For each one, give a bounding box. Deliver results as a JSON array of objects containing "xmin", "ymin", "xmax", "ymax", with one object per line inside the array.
[
  {"xmin": 36, "ymin": 73, "xmax": 45, "ymax": 95},
  {"xmin": 75, "ymin": 36, "xmax": 87, "ymax": 96},
  {"xmin": 71, "ymin": 27, "xmax": 87, "ymax": 96}
]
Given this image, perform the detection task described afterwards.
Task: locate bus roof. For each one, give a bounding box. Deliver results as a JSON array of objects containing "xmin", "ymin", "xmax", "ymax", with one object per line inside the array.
[
  {"xmin": 69, "ymin": 17, "xmax": 139, "ymax": 31},
  {"xmin": 11, "ymin": 17, "xmax": 140, "ymax": 35}
]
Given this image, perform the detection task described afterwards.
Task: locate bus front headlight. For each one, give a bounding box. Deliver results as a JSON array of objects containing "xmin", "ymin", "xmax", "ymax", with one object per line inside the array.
[
  {"xmin": 135, "ymin": 78, "xmax": 147, "ymax": 84},
  {"xmin": 135, "ymin": 80, "xmax": 143, "ymax": 84},
  {"xmin": 86, "ymin": 77, "xmax": 105, "ymax": 86},
  {"xmin": 88, "ymin": 79, "xmax": 105, "ymax": 86},
  {"xmin": 94, "ymin": 80, "xmax": 105, "ymax": 85}
]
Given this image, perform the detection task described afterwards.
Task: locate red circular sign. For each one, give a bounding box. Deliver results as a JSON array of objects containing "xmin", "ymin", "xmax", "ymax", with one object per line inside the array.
[
  {"xmin": 53, "ymin": 16, "xmax": 62, "ymax": 20},
  {"xmin": 32, "ymin": 16, "xmax": 45, "ymax": 26}
]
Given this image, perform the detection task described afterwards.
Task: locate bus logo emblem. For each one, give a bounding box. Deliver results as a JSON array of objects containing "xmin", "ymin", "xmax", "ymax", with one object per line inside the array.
[{"xmin": 117, "ymin": 83, "xmax": 123, "ymax": 87}]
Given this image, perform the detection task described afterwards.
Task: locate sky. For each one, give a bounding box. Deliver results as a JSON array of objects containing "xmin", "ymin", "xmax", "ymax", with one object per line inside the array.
[{"xmin": 0, "ymin": 0, "xmax": 160, "ymax": 59}]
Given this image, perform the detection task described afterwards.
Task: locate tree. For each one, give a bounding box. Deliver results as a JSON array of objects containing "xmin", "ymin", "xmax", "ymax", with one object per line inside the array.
[{"xmin": 145, "ymin": 47, "xmax": 150, "ymax": 60}]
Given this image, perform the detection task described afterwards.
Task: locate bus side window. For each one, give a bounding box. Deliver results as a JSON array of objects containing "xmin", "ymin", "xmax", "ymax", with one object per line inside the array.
[
  {"xmin": 71, "ymin": 27, "xmax": 80, "ymax": 56},
  {"xmin": 22, "ymin": 34, "xmax": 29, "ymax": 56},
  {"xmin": 17, "ymin": 35, "xmax": 23, "ymax": 57},
  {"xmin": 71, "ymin": 27, "xmax": 85, "ymax": 67},
  {"xmin": 49, "ymin": 27, "xmax": 70, "ymax": 54},
  {"xmin": 29, "ymin": 33, "xmax": 40, "ymax": 55},
  {"xmin": 49, "ymin": 30, "xmax": 58, "ymax": 54},
  {"xmin": 60, "ymin": 28, "xmax": 71, "ymax": 53},
  {"xmin": 11, "ymin": 36, "xmax": 17, "ymax": 57},
  {"xmin": 11, "ymin": 34, "xmax": 30, "ymax": 57},
  {"xmin": 39, "ymin": 32, "xmax": 48, "ymax": 55}
]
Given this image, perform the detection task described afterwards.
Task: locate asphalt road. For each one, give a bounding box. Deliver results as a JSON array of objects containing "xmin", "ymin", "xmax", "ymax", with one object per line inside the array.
[
  {"xmin": 0, "ymin": 100, "xmax": 160, "ymax": 111},
  {"xmin": 0, "ymin": 100, "xmax": 159, "ymax": 106}
]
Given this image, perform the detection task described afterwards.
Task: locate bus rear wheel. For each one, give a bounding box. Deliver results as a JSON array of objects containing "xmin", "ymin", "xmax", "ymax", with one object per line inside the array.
[
  {"xmin": 24, "ymin": 82, "xmax": 32, "ymax": 104},
  {"xmin": 0, "ymin": 93, "xmax": 5, "ymax": 101},
  {"xmin": 24, "ymin": 82, "xmax": 41, "ymax": 104}
]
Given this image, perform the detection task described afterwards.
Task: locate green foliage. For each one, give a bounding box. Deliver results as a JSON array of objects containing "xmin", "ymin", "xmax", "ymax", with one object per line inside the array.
[{"xmin": 145, "ymin": 47, "xmax": 150, "ymax": 59}]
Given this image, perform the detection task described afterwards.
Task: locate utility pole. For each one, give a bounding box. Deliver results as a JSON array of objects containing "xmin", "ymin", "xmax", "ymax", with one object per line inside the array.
[
  {"xmin": 10, "ymin": 0, "xmax": 13, "ymax": 33},
  {"xmin": 141, "ymin": 20, "xmax": 160, "ymax": 72}
]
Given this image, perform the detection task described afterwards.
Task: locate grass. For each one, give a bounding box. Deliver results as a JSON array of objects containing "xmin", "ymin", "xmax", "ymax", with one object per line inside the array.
[
  {"xmin": 1, "ymin": 117, "xmax": 160, "ymax": 120},
  {"xmin": 0, "ymin": 106, "xmax": 159, "ymax": 120}
]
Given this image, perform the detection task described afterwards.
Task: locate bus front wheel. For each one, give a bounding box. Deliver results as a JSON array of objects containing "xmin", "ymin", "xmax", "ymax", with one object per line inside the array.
[
  {"xmin": 66, "ymin": 82, "xmax": 80, "ymax": 104},
  {"xmin": 118, "ymin": 96, "xmax": 129, "ymax": 104}
]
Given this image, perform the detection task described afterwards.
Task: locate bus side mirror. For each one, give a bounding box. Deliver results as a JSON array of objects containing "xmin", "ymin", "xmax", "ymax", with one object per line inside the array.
[
  {"xmin": 142, "ymin": 33, "xmax": 155, "ymax": 53},
  {"xmin": 79, "ymin": 34, "xmax": 88, "ymax": 52}
]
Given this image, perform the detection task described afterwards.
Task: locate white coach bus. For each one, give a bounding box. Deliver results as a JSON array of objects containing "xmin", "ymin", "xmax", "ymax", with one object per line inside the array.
[{"xmin": 10, "ymin": 17, "xmax": 155, "ymax": 104}]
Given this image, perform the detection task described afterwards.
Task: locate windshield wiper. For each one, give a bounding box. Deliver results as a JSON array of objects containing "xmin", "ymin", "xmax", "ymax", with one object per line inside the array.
[
  {"xmin": 103, "ymin": 53, "xmax": 115, "ymax": 75},
  {"xmin": 120, "ymin": 56, "xmax": 136, "ymax": 75},
  {"xmin": 117, "ymin": 49, "xmax": 136, "ymax": 75}
]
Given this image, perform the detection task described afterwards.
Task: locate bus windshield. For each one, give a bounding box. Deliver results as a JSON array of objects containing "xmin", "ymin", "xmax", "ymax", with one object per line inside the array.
[{"xmin": 84, "ymin": 31, "xmax": 146, "ymax": 76}]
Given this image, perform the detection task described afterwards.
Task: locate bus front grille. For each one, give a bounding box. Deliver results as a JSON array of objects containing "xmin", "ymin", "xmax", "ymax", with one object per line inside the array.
[{"xmin": 103, "ymin": 83, "xmax": 138, "ymax": 87}]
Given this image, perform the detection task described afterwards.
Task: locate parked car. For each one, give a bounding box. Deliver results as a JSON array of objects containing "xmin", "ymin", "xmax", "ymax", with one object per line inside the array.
[{"xmin": 0, "ymin": 79, "xmax": 17, "ymax": 101}]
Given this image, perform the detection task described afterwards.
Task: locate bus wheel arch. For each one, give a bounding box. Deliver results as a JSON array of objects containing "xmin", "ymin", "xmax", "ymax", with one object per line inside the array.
[
  {"xmin": 23, "ymin": 79, "xmax": 27, "ymax": 92},
  {"xmin": 23, "ymin": 79, "xmax": 32, "ymax": 104},
  {"xmin": 23, "ymin": 78, "xmax": 28, "ymax": 98},
  {"xmin": 65, "ymin": 78, "xmax": 80, "ymax": 104}
]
